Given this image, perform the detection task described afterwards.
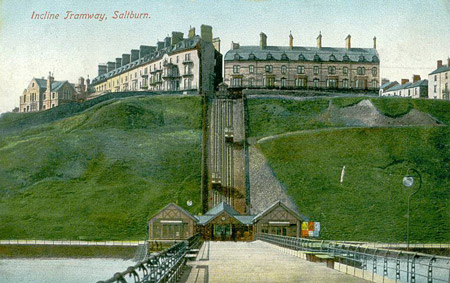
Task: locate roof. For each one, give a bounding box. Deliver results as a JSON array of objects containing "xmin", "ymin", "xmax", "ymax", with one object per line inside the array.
[
  {"xmin": 51, "ymin": 81, "xmax": 67, "ymax": 91},
  {"xmin": 253, "ymin": 200, "xmax": 307, "ymax": 222},
  {"xmin": 148, "ymin": 203, "xmax": 197, "ymax": 222},
  {"xmin": 429, "ymin": 65, "xmax": 450, "ymax": 75},
  {"xmin": 32, "ymin": 78, "xmax": 70, "ymax": 92},
  {"xmin": 224, "ymin": 45, "xmax": 379, "ymax": 63},
  {"xmin": 34, "ymin": 78, "xmax": 47, "ymax": 88},
  {"xmin": 380, "ymin": 81, "xmax": 398, "ymax": 91},
  {"xmin": 387, "ymin": 82, "xmax": 412, "ymax": 92},
  {"xmin": 91, "ymin": 36, "xmax": 202, "ymax": 85},
  {"xmin": 406, "ymin": 79, "xmax": 428, "ymax": 89},
  {"xmin": 204, "ymin": 202, "xmax": 240, "ymax": 216},
  {"xmin": 196, "ymin": 202, "xmax": 254, "ymax": 225}
]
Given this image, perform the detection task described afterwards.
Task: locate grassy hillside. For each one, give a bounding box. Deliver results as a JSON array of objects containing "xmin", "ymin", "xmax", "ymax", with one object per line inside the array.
[
  {"xmin": 249, "ymin": 97, "xmax": 450, "ymax": 242},
  {"xmin": 0, "ymin": 95, "xmax": 202, "ymax": 240}
]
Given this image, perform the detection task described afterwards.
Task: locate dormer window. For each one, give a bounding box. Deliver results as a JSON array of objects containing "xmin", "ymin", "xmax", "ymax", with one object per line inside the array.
[
  {"xmin": 372, "ymin": 55, "xmax": 379, "ymax": 63},
  {"xmin": 249, "ymin": 53, "xmax": 256, "ymax": 60},
  {"xmin": 281, "ymin": 53, "xmax": 288, "ymax": 61},
  {"xmin": 342, "ymin": 54, "xmax": 350, "ymax": 62},
  {"xmin": 298, "ymin": 54, "xmax": 306, "ymax": 61},
  {"xmin": 234, "ymin": 53, "xmax": 240, "ymax": 60},
  {"xmin": 313, "ymin": 54, "xmax": 321, "ymax": 62},
  {"xmin": 358, "ymin": 55, "xmax": 366, "ymax": 62},
  {"xmin": 266, "ymin": 53, "xmax": 273, "ymax": 60},
  {"xmin": 329, "ymin": 54, "xmax": 337, "ymax": 62}
]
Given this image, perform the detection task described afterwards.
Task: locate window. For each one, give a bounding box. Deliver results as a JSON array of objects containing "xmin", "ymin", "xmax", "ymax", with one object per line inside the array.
[
  {"xmin": 313, "ymin": 78, "xmax": 319, "ymax": 88},
  {"xmin": 434, "ymin": 85, "xmax": 437, "ymax": 93},
  {"xmin": 176, "ymin": 56, "xmax": 179, "ymax": 63},
  {"xmin": 327, "ymin": 79, "xmax": 337, "ymax": 88},
  {"xmin": 357, "ymin": 67, "xmax": 366, "ymax": 75},
  {"xmin": 52, "ymin": 93, "xmax": 55, "ymax": 99},
  {"xmin": 281, "ymin": 65, "xmax": 287, "ymax": 74},
  {"xmin": 264, "ymin": 77, "xmax": 275, "ymax": 87},
  {"xmin": 446, "ymin": 73, "xmax": 448, "ymax": 79},
  {"xmin": 297, "ymin": 66, "xmax": 305, "ymax": 74},
  {"xmin": 249, "ymin": 65, "xmax": 254, "ymax": 74},
  {"xmin": 233, "ymin": 65, "xmax": 240, "ymax": 73},
  {"xmin": 408, "ymin": 89, "xmax": 411, "ymax": 96},
  {"xmin": 328, "ymin": 66, "xmax": 336, "ymax": 75},
  {"xmin": 281, "ymin": 78, "xmax": 287, "ymax": 87},
  {"xmin": 43, "ymin": 94, "xmax": 46, "ymax": 100},
  {"xmin": 185, "ymin": 53, "xmax": 191, "ymax": 61},
  {"xmin": 295, "ymin": 78, "xmax": 306, "ymax": 87},
  {"xmin": 313, "ymin": 66, "xmax": 319, "ymax": 75},
  {"xmin": 372, "ymin": 80, "xmax": 377, "ymax": 89},
  {"xmin": 435, "ymin": 75, "xmax": 437, "ymax": 81},
  {"xmin": 32, "ymin": 83, "xmax": 35, "ymax": 87},
  {"xmin": 249, "ymin": 78, "xmax": 254, "ymax": 87},
  {"xmin": 343, "ymin": 67, "xmax": 348, "ymax": 75},
  {"xmin": 265, "ymin": 65, "xmax": 273, "ymax": 73},
  {"xmin": 232, "ymin": 77, "xmax": 242, "ymax": 87},
  {"xmin": 343, "ymin": 79, "xmax": 349, "ymax": 88},
  {"xmin": 372, "ymin": 67, "xmax": 377, "ymax": 76}
]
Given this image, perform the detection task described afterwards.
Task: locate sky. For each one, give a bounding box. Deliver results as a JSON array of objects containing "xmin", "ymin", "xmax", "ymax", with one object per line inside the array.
[{"xmin": 0, "ymin": 0, "xmax": 449, "ymax": 113}]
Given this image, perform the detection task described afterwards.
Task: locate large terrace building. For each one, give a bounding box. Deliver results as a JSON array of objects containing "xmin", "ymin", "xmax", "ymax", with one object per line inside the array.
[
  {"xmin": 224, "ymin": 32, "xmax": 380, "ymax": 91},
  {"xmin": 428, "ymin": 58, "xmax": 450, "ymax": 100},
  {"xmin": 91, "ymin": 25, "xmax": 222, "ymax": 96}
]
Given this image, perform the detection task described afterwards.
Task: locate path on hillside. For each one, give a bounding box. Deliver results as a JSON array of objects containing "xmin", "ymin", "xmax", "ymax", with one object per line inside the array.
[
  {"xmin": 247, "ymin": 93, "xmax": 377, "ymax": 101},
  {"xmin": 182, "ymin": 241, "xmax": 367, "ymax": 283}
]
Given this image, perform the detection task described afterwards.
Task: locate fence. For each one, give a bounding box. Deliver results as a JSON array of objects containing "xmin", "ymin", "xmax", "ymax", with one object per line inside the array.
[
  {"xmin": 258, "ymin": 233, "xmax": 450, "ymax": 283},
  {"xmin": 0, "ymin": 240, "xmax": 147, "ymax": 246},
  {"xmin": 97, "ymin": 234, "xmax": 202, "ymax": 283}
]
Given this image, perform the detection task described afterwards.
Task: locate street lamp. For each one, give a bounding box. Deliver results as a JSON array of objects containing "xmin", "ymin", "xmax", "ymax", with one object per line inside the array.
[{"xmin": 402, "ymin": 168, "xmax": 422, "ymax": 251}]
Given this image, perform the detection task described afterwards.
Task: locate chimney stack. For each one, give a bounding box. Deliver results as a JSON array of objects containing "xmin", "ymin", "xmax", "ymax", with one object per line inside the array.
[
  {"xmin": 437, "ymin": 60, "xmax": 443, "ymax": 68},
  {"xmin": 107, "ymin": 62, "xmax": 115, "ymax": 72},
  {"xmin": 345, "ymin": 34, "xmax": 351, "ymax": 50},
  {"xmin": 373, "ymin": 36, "xmax": 377, "ymax": 49},
  {"xmin": 413, "ymin": 75, "xmax": 421, "ymax": 83},
  {"xmin": 139, "ymin": 45, "xmax": 155, "ymax": 58},
  {"xmin": 121, "ymin": 54, "xmax": 131, "ymax": 65},
  {"xmin": 212, "ymin": 37, "xmax": 221, "ymax": 52},
  {"xmin": 231, "ymin": 41, "xmax": 240, "ymax": 50},
  {"xmin": 401, "ymin": 79, "xmax": 409, "ymax": 85},
  {"xmin": 172, "ymin": 31, "xmax": 184, "ymax": 45},
  {"xmin": 157, "ymin": 41, "xmax": 164, "ymax": 51},
  {"xmin": 115, "ymin": 58, "xmax": 122, "ymax": 69},
  {"xmin": 289, "ymin": 31, "xmax": 293, "ymax": 50},
  {"xmin": 98, "ymin": 64, "xmax": 107, "ymax": 76},
  {"xmin": 317, "ymin": 31, "xmax": 322, "ymax": 49},
  {"xmin": 164, "ymin": 36, "xmax": 171, "ymax": 48},
  {"xmin": 47, "ymin": 71, "xmax": 54, "ymax": 93},
  {"xmin": 201, "ymin": 25, "xmax": 213, "ymax": 43},
  {"xmin": 447, "ymin": 57, "xmax": 450, "ymax": 67},
  {"xmin": 131, "ymin": 49, "xmax": 140, "ymax": 62},
  {"xmin": 188, "ymin": 26, "xmax": 195, "ymax": 38},
  {"xmin": 260, "ymin": 32, "xmax": 267, "ymax": 49}
]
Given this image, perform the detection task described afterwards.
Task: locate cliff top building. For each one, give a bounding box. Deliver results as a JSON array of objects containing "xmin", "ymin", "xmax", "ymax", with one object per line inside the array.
[
  {"xmin": 428, "ymin": 58, "xmax": 450, "ymax": 100},
  {"xmin": 91, "ymin": 25, "xmax": 222, "ymax": 96},
  {"xmin": 224, "ymin": 32, "xmax": 380, "ymax": 90}
]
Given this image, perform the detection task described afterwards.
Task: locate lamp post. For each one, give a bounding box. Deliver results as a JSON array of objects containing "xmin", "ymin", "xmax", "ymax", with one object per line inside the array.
[{"xmin": 402, "ymin": 168, "xmax": 422, "ymax": 251}]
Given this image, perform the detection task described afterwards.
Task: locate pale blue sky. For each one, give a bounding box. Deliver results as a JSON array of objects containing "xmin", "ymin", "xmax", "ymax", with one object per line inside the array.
[{"xmin": 0, "ymin": 0, "xmax": 449, "ymax": 113}]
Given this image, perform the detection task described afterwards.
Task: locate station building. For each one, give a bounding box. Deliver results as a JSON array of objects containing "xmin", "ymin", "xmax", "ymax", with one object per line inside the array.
[
  {"xmin": 224, "ymin": 32, "xmax": 380, "ymax": 91},
  {"xmin": 147, "ymin": 201, "xmax": 306, "ymax": 241}
]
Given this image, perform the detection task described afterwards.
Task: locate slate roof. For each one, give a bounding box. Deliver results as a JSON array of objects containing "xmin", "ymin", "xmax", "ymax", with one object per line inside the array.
[
  {"xmin": 380, "ymin": 81, "xmax": 399, "ymax": 91},
  {"xmin": 148, "ymin": 203, "xmax": 197, "ymax": 222},
  {"xmin": 204, "ymin": 202, "xmax": 240, "ymax": 216},
  {"xmin": 32, "ymin": 78, "xmax": 69, "ymax": 92},
  {"xmin": 387, "ymin": 82, "xmax": 412, "ymax": 92},
  {"xmin": 224, "ymin": 45, "xmax": 379, "ymax": 63},
  {"xmin": 406, "ymin": 79, "xmax": 428, "ymax": 89},
  {"xmin": 253, "ymin": 200, "xmax": 308, "ymax": 222},
  {"xmin": 91, "ymin": 36, "xmax": 202, "ymax": 85},
  {"xmin": 429, "ymin": 65, "xmax": 450, "ymax": 75},
  {"xmin": 34, "ymin": 78, "xmax": 47, "ymax": 88}
]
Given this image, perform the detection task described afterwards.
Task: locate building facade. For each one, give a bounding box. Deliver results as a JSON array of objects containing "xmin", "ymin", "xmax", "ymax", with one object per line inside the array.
[
  {"xmin": 224, "ymin": 32, "xmax": 380, "ymax": 91},
  {"xmin": 428, "ymin": 59, "xmax": 450, "ymax": 100},
  {"xmin": 91, "ymin": 25, "xmax": 222, "ymax": 96},
  {"xmin": 20, "ymin": 73, "xmax": 79, "ymax": 112},
  {"xmin": 382, "ymin": 76, "xmax": 428, "ymax": 98}
]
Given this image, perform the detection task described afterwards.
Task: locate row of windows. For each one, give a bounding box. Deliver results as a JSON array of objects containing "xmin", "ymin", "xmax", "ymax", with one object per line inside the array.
[
  {"xmin": 232, "ymin": 65, "xmax": 377, "ymax": 76},
  {"xmin": 434, "ymin": 72, "xmax": 449, "ymax": 81},
  {"xmin": 231, "ymin": 77, "xmax": 378, "ymax": 88}
]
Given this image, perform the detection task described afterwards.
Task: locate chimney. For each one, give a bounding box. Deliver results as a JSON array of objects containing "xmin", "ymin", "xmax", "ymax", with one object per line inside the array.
[
  {"xmin": 373, "ymin": 36, "xmax": 377, "ymax": 49},
  {"xmin": 86, "ymin": 75, "xmax": 90, "ymax": 88},
  {"xmin": 260, "ymin": 32, "xmax": 267, "ymax": 49},
  {"xmin": 317, "ymin": 31, "xmax": 322, "ymax": 49},
  {"xmin": 115, "ymin": 58, "xmax": 122, "ymax": 69},
  {"xmin": 212, "ymin": 37, "xmax": 221, "ymax": 52},
  {"xmin": 201, "ymin": 24, "xmax": 213, "ymax": 43},
  {"xmin": 413, "ymin": 75, "xmax": 421, "ymax": 83},
  {"xmin": 188, "ymin": 26, "xmax": 196, "ymax": 38},
  {"xmin": 172, "ymin": 31, "xmax": 184, "ymax": 45},
  {"xmin": 130, "ymin": 49, "xmax": 140, "ymax": 62},
  {"xmin": 121, "ymin": 54, "xmax": 130, "ymax": 65},
  {"xmin": 139, "ymin": 45, "xmax": 155, "ymax": 58},
  {"xmin": 98, "ymin": 64, "xmax": 107, "ymax": 76},
  {"xmin": 107, "ymin": 61, "xmax": 115, "ymax": 72},
  {"xmin": 164, "ymin": 36, "xmax": 171, "ymax": 48},
  {"xmin": 345, "ymin": 34, "xmax": 351, "ymax": 50},
  {"xmin": 448, "ymin": 57, "xmax": 450, "ymax": 67},
  {"xmin": 231, "ymin": 41, "xmax": 240, "ymax": 50},
  {"xmin": 289, "ymin": 31, "xmax": 293, "ymax": 50},
  {"xmin": 437, "ymin": 60, "xmax": 443, "ymax": 68},
  {"xmin": 401, "ymin": 79, "xmax": 409, "ymax": 85},
  {"xmin": 47, "ymin": 71, "xmax": 54, "ymax": 93}
]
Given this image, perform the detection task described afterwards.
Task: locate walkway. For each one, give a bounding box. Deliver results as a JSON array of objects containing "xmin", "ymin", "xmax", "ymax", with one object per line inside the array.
[{"xmin": 182, "ymin": 241, "xmax": 367, "ymax": 283}]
